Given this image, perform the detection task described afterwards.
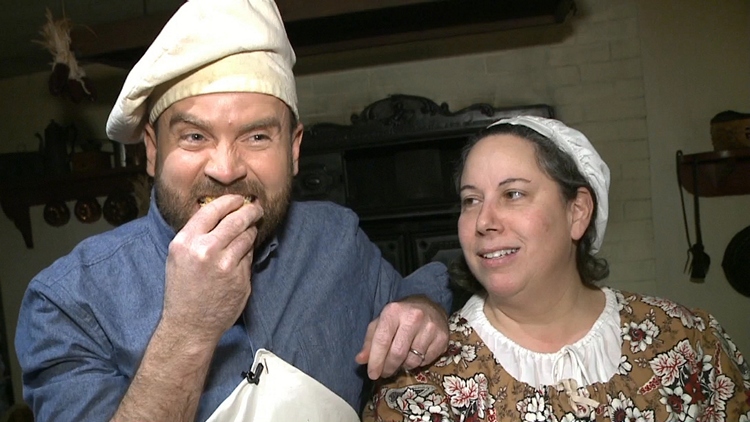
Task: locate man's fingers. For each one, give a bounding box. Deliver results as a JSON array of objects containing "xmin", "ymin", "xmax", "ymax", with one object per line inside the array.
[
  {"xmin": 379, "ymin": 317, "xmax": 439, "ymax": 377},
  {"xmin": 394, "ymin": 322, "xmax": 448, "ymax": 376},
  {"xmin": 363, "ymin": 314, "xmax": 399, "ymax": 380},
  {"xmin": 355, "ymin": 320, "xmax": 377, "ymax": 365},
  {"xmin": 363, "ymin": 297, "xmax": 451, "ymax": 379},
  {"xmin": 184, "ymin": 194, "xmax": 247, "ymax": 234},
  {"xmin": 422, "ymin": 327, "xmax": 449, "ymax": 365},
  {"xmin": 378, "ymin": 322, "xmax": 418, "ymax": 377}
]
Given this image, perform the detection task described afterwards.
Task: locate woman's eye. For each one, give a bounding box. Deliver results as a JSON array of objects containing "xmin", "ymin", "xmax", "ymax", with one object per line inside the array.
[
  {"xmin": 461, "ymin": 197, "xmax": 479, "ymax": 207},
  {"xmin": 506, "ymin": 190, "xmax": 523, "ymax": 200}
]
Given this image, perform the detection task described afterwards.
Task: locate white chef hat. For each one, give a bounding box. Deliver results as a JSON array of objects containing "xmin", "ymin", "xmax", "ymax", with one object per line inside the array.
[
  {"xmin": 106, "ymin": 0, "xmax": 298, "ymax": 144},
  {"xmin": 488, "ymin": 116, "xmax": 611, "ymax": 253}
]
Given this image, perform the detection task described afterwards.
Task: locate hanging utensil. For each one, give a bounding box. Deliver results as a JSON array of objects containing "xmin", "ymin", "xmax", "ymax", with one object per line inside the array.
[{"xmin": 676, "ymin": 150, "xmax": 710, "ymax": 282}]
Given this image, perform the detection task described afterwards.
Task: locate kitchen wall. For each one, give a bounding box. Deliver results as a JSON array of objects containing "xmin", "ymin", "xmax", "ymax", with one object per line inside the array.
[{"xmin": 0, "ymin": 0, "xmax": 748, "ymax": 406}]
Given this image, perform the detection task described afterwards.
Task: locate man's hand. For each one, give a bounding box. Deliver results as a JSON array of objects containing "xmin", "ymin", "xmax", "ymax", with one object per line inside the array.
[
  {"xmin": 355, "ymin": 295, "xmax": 449, "ymax": 379},
  {"xmin": 162, "ymin": 194, "xmax": 263, "ymax": 343}
]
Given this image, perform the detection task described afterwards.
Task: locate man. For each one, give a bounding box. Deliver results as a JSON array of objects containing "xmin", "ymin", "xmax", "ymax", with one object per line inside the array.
[{"xmin": 14, "ymin": 0, "xmax": 452, "ymax": 420}]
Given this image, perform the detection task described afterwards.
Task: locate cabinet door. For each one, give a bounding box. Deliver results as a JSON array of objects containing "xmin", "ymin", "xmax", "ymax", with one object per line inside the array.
[{"xmin": 293, "ymin": 152, "xmax": 345, "ymax": 204}]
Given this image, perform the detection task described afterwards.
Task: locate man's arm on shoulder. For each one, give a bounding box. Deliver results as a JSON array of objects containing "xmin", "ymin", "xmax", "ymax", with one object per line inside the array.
[
  {"xmin": 394, "ymin": 261, "xmax": 453, "ymax": 314},
  {"xmin": 356, "ymin": 259, "xmax": 453, "ymax": 379}
]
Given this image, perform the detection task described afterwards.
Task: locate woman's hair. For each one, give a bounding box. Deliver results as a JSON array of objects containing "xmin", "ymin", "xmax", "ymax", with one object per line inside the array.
[{"xmin": 450, "ymin": 122, "xmax": 609, "ymax": 294}]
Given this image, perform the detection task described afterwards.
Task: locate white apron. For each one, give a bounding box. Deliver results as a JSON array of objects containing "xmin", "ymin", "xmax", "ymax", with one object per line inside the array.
[{"xmin": 206, "ymin": 349, "xmax": 360, "ymax": 422}]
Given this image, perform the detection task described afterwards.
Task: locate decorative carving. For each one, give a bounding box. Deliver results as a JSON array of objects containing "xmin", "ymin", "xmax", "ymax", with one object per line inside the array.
[
  {"xmin": 350, "ymin": 95, "xmax": 447, "ymax": 126},
  {"xmin": 303, "ymin": 94, "xmax": 553, "ymax": 152}
]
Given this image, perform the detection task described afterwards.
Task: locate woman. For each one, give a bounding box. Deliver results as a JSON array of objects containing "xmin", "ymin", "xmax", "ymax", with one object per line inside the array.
[{"xmin": 363, "ymin": 116, "xmax": 750, "ymax": 421}]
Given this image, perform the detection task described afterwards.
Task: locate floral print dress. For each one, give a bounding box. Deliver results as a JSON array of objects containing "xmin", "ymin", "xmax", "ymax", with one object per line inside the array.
[{"xmin": 364, "ymin": 289, "xmax": 750, "ymax": 422}]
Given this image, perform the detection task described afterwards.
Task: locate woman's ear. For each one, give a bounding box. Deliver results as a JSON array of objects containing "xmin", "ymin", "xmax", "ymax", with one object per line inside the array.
[{"xmin": 569, "ymin": 187, "xmax": 594, "ymax": 241}]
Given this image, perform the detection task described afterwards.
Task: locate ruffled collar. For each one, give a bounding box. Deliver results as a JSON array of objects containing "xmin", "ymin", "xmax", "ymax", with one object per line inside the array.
[{"xmin": 459, "ymin": 287, "xmax": 623, "ymax": 389}]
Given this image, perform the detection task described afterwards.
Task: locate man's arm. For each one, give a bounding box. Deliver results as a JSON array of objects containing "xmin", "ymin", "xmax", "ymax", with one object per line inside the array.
[
  {"xmin": 112, "ymin": 320, "xmax": 217, "ymax": 421},
  {"xmin": 355, "ymin": 229, "xmax": 453, "ymax": 379},
  {"xmin": 112, "ymin": 195, "xmax": 261, "ymax": 421},
  {"xmin": 356, "ymin": 293, "xmax": 450, "ymax": 379},
  {"xmin": 15, "ymin": 195, "xmax": 261, "ymax": 421},
  {"xmin": 16, "ymin": 286, "xmax": 130, "ymax": 421}
]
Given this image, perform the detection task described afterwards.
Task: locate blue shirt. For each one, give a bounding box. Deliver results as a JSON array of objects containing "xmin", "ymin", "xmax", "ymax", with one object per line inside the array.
[{"xmin": 15, "ymin": 198, "xmax": 451, "ymax": 421}]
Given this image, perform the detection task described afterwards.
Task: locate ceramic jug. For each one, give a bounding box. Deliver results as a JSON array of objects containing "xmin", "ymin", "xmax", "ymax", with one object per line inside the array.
[{"xmin": 36, "ymin": 119, "xmax": 77, "ymax": 177}]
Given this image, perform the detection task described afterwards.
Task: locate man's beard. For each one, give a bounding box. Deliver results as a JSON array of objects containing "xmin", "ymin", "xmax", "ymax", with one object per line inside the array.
[{"xmin": 154, "ymin": 174, "xmax": 292, "ymax": 248}]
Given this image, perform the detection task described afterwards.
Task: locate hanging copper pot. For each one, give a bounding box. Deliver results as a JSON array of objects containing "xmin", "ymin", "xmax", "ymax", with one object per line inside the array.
[
  {"xmin": 74, "ymin": 197, "xmax": 102, "ymax": 223},
  {"xmin": 43, "ymin": 201, "xmax": 70, "ymax": 227}
]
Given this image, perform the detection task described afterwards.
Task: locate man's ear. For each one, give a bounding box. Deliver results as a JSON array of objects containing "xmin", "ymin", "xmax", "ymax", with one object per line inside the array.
[
  {"xmin": 143, "ymin": 122, "xmax": 158, "ymax": 177},
  {"xmin": 291, "ymin": 121, "xmax": 303, "ymax": 176},
  {"xmin": 570, "ymin": 187, "xmax": 594, "ymax": 242}
]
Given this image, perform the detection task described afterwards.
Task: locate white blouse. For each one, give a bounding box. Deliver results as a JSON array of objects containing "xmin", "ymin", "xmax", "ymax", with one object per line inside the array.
[{"xmin": 459, "ymin": 287, "xmax": 623, "ymax": 389}]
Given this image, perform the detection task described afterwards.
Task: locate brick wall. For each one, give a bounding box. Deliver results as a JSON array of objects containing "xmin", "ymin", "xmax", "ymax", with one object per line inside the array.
[{"xmin": 296, "ymin": 0, "xmax": 655, "ymax": 289}]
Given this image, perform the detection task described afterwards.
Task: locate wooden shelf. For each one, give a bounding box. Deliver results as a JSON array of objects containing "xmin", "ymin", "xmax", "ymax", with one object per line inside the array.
[
  {"xmin": 677, "ymin": 148, "xmax": 750, "ymax": 197},
  {"xmin": 0, "ymin": 166, "xmax": 146, "ymax": 248}
]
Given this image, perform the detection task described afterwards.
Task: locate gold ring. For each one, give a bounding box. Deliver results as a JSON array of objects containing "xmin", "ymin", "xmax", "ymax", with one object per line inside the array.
[{"xmin": 409, "ymin": 348, "xmax": 426, "ymax": 362}]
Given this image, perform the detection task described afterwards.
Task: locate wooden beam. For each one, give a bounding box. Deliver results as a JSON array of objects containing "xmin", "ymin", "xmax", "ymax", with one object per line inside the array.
[
  {"xmin": 70, "ymin": 0, "xmax": 576, "ymax": 75},
  {"xmin": 71, "ymin": 12, "xmax": 173, "ymax": 58}
]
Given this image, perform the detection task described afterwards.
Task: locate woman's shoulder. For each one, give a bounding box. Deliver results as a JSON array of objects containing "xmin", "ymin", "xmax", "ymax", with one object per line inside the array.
[
  {"xmin": 609, "ymin": 287, "xmax": 745, "ymax": 378},
  {"xmin": 608, "ymin": 288, "xmax": 709, "ymax": 333}
]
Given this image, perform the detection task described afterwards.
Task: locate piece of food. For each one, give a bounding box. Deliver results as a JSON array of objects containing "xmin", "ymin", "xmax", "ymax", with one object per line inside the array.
[{"xmin": 198, "ymin": 195, "xmax": 256, "ymax": 207}]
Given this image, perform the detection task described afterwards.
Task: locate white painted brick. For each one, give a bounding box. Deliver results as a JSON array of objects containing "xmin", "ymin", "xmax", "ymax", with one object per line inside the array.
[
  {"xmin": 485, "ymin": 48, "xmax": 547, "ymax": 73},
  {"xmin": 606, "ymin": 259, "xmax": 656, "ymax": 283},
  {"xmin": 611, "ymin": 39, "xmax": 641, "ymax": 60},
  {"xmin": 583, "ymin": 97, "xmax": 646, "ymax": 121},
  {"xmin": 580, "ymin": 58, "xmax": 643, "ymax": 82},
  {"xmin": 595, "ymin": 139, "xmax": 650, "ymax": 162},
  {"xmin": 607, "ymin": 199, "xmax": 625, "ymax": 223},
  {"xmin": 368, "ymin": 57, "xmax": 488, "ymax": 101},
  {"xmin": 574, "ymin": 118, "xmax": 647, "ymax": 142},
  {"xmin": 607, "ymin": 160, "xmax": 623, "ymax": 182},
  {"xmin": 576, "ymin": 119, "xmax": 646, "ymax": 148},
  {"xmin": 624, "ymin": 199, "xmax": 652, "ymax": 221},
  {"xmin": 452, "ymin": 74, "xmax": 517, "ymax": 106},
  {"xmin": 614, "ymin": 79, "xmax": 645, "ymax": 99},
  {"xmin": 553, "ymin": 82, "xmax": 614, "ymax": 105},
  {"xmin": 490, "ymin": 71, "xmax": 551, "ymax": 108},
  {"xmin": 603, "ymin": 239, "xmax": 655, "ymax": 262},
  {"xmin": 606, "ymin": 220, "xmax": 653, "ymax": 242},
  {"xmin": 575, "ymin": 17, "xmax": 639, "ymax": 44},
  {"xmin": 621, "ymin": 159, "xmax": 651, "ymax": 180},
  {"xmin": 547, "ymin": 42, "xmax": 610, "ymax": 67},
  {"xmin": 580, "ymin": 3, "xmax": 639, "ymax": 23},
  {"xmin": 545, "ymin": 66, "xmax": 581, "ymax": 87},
  {"xmin": 553, "ymin": 104, "xmax": 584, "ymax": 124},
  {"xmin": 300, "ymin": 94, "xmax": 370, "ymax": 125},
  {"xmin": 615, "ymin": 118, "xmax": 648, "ymax": 140},
  {"xmin": 610, "ymin": 179, "xmax": 652, "ymax": 201},
  {"xmin": 575, "ymin": 121, "xmax": 620, "ymax": 143},
  {"xmin": 611, "ymin": 179, "xmax": 650, "ymax": 203}
]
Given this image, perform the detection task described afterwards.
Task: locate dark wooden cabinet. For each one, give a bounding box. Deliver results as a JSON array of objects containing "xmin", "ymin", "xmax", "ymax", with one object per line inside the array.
[{"xmin": 293, "ymin": 94, "xmax": 554, "ymax": 275}]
